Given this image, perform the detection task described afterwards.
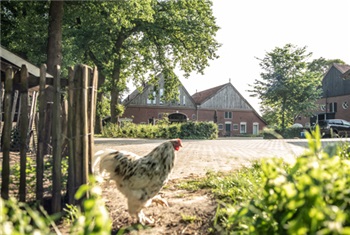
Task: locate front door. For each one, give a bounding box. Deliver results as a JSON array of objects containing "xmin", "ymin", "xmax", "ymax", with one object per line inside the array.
[
  {"xmin": 225, "ymin": 123, "xmax": 231, "ymax": 137},
  {"xmin": 253, "ymin": 123, "xmax": 259, "ymax": 135}
]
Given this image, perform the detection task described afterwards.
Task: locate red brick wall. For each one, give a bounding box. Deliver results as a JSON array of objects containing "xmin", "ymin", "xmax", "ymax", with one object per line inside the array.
[
  {"xmin": 197, "ymin": 109, "xmax": 266, "ymax": 136},
  {"xmin": 122, "ymin": 106, "xmax": 266, "ymax": 136},
  {"xmin": 122, "ymin": 106, "xmax": 196, "ymax": 124},
  {"xmin": 296, "ymin": 94, "xmax": 350, "ymax": 126}
]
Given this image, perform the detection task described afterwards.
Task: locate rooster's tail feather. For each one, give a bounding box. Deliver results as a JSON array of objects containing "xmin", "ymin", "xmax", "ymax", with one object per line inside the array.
[{"xmin": 93, "ymin": 149, "xmax": 119, "ymax": 180}]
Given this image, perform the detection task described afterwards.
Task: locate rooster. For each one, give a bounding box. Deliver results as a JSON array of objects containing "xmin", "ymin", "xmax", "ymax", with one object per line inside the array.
[{"xmin": 93, "ymin": 139, "xmax": 182, "ymax": 225}]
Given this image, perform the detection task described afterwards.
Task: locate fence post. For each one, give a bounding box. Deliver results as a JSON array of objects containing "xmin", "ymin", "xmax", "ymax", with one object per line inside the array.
[
  {"xmin": 89, "ymin": 67, "xmax": 98, "ymax": 174},
  {"xmin": 73, "ymin": 65, "xmax": 82, "ymax": 194},
  {"xmin": 19, "ymin": 65, "xmax": 29, "ymax": 202},
  {"xmin": 1, "ymin": 67, "xmax": 13, "ymax": 200},
  {"xmin": 52, "ymin": 65, "xmax": 62, "ymax": 213},
  {"xmin": 81, "ymin": 66, "xmax": 89, "ymax": 185},
  {"xmin": 36, "ymin": 64, "xmax": 47, "ymax": 203},
  {"xmin": 67, "ymin": 66, "xmax": 75, "ymax": 204},
  {"xmin": 0, "ymin": 80, "xmax": 3, "ymax": 140}
]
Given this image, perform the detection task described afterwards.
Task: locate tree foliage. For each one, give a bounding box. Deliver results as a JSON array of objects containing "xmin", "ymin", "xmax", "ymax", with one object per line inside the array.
[
  {"xmin": 250, "ymin": 44, "xmax": 323, "ymax": 129},
  {"xmin": 1, "ymin": 0, "xmax": 220, "ymax": 124},
  {"xmin": 1, "ymin": 1, "xmax": 49, "ymax": 65},
  {"xmin": 308, "ymin": 57, "xmax": 345, "ymax": 74},
  {"xmin": 63, "ymin": 0, "xmax": 220, "ymax": 122}
]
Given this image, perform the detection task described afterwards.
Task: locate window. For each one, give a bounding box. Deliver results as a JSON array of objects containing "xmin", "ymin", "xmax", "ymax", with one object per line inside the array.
[
  {"xmin": 233, "ymin": 124, "xmax": 239, "ymax": 130},
  {"xmin": 240, "ymin": 122, "xmax": 247, "ymax": 134},
  {"xmin": 147, "ymin": 91, "xmax": 156, "ymax": 105},
  {"xmin": 159, "ymin": 89, "xmax": 164, "ymax": 105},
  {"xmin": 183, "ymin": 95, "xmax": 186, "ymax": 106},
  {"xmin": 329, "ymin": 102, "xmax": 337, "ymax": 113},
  {"xmin": 224, "ymin": 111, "xmax": 232, "ymax": 119},
  {"xmin": 192, "ymin": 114, "xmax": 196, "ymax": 120},
  {"xmin": 218, "ymin": 124, "xmax": 223, "ymax": 130},
  {"xmin": 147, "ymin": 97, "xmax": 151, "ymax": 104},
  {"xmin": 320, "ymin": 104, "xmax": 326, "ymax": 111},
  {"xmin": 342, "ymin": 101, "xmax": 349, "ymax": 109}
]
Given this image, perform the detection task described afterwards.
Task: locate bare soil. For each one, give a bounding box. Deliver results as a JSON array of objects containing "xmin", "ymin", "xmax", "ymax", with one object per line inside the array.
[
  {"xmin": 0, "ymin": 152, "xmax": 218, "ymax": 235},
  {"xmin": 103, "ymin": 175, "xmax": 217, "ymax": 235}
]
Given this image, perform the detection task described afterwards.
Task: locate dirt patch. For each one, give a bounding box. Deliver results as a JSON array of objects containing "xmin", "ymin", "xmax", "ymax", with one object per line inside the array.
[{"xmin": 103, "ymin": 176, "xmax": 217, "ymax": 235}]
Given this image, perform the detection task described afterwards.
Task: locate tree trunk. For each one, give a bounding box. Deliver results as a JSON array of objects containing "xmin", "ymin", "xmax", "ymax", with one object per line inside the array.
[
  {"xmin": 281, "ymin": 97, "xmax": 287, "ymax": 130},
  {"xmin": 110, "ymin": 62, "xmax": 120, "ymax": 124},
  {"xmin": 47, "ymin": 0, "xmax": 63, "ymax": 75},
  {"xmin": 95, "ymin": 74, "xmax": 105, "ymax": 134}
]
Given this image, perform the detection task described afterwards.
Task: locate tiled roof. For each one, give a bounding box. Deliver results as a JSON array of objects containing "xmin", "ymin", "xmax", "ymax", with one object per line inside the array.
[
  {"xmin": 334, "ymin": 63, "xmax": 350, "ymax": 74},
  {"xmin": 191, "ymin": 83, "xmax": 227, "ymax": 104}
]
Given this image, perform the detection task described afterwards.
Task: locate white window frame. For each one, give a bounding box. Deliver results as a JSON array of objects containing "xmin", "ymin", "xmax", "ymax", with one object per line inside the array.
[
  {"xmin": 218, "ymin": 123, "xmax": 223, "ymax": 130},
  {"xmin": 240, "ymin": 122, "xmax": 247, "ymax": 134},
  {"xmin": 183, "ymin": 95, "xmax": 186, "ymax": 106}
]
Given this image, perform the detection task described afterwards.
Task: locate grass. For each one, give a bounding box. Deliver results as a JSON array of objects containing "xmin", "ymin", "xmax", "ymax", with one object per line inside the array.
[
  {"xmin": 180, "ymin": 214, "xmax": 200, "ymax": 224},
  {"xmin": 175, "ymin": 128, "xmax": 350, "ymax": 234},
  {"xmin": 177, "ymin": 161, "xmax": 263, "ymax": 205}
]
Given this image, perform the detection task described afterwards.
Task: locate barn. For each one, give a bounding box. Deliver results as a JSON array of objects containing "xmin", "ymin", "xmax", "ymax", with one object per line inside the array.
[{"xmin": 121, "ymin": 75, "xmax": 266, "ymax": 137}]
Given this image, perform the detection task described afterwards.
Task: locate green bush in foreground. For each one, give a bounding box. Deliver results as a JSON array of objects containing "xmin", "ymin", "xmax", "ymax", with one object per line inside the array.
[
  {"xmin": 215, "ymin": 126, "xmax": 350, "ymax": 234},
  {"xmin": 0, "ymin": 177, "xmax": 111, "ymax": 235}
]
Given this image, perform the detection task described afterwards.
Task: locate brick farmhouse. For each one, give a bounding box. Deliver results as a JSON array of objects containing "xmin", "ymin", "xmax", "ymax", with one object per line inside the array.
[
  {"xmin": 121, "ymin": 75, "xmax": 266, "ymax": 137},
  {"xmin": 296, "ymin": 63, "xmax": 350, "ymax": 126}
]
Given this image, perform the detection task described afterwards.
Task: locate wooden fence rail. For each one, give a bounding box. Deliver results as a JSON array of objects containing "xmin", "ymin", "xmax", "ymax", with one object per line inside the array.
[{"xmin": 0, "ymin": 64, "xmax": 98, "ymax": 214}]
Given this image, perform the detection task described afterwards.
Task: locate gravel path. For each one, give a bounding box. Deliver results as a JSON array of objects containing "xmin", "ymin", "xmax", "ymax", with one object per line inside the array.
[{"xmin": 95, "ymin": 137, "xmax": 349, "ymax": 179}]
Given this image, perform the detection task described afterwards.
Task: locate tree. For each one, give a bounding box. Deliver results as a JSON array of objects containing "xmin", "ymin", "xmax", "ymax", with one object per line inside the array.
[
  {"xmin": 308, "ymin": 57, "xmax": 345, "ymax": 74},
  {"xmin": 2, "ymin": 0, "xmax": 220, "ymax": 125},
  {"xmin": 1, "ymin": 1, "xmax": 49, "ymax": 65},
  {"xmin": 64, "ymin": 0, "xmax": 220, "ymax": 123},
  {"xmin": 46, "ymin": 0, "xmax": 64, "ymax": 75},
  {"xmin": 250, "ymin": 44, "xmax": 322, "ymax": 129}
]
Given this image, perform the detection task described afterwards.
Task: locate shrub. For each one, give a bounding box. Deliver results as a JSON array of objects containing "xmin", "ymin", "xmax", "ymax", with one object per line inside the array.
[
  {"xmin": 215, "ymin": 126, "xmax": 350, "ymax": 234},
  {"xmin": 101, "ymin": 121, "xmax": 218, "ymax": 139},
  {"xmin": 263, "ymin": 126, "xmax": 309, "ymax": 139},
  {"xmin": 0, "ymin": 177, "xmax": 112, "ymax": 235}
]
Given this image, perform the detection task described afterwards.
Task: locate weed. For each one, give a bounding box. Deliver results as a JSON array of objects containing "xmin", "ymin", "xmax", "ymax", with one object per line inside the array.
[{"xmin": 181, "ymin": 214, "xmax": 200, "ymax": 224}]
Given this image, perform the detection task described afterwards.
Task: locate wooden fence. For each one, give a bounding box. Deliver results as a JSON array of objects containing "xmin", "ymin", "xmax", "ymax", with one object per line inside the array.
[{"xmin": 0, "ymin": 64, "xmax": 98, "ymax": 213}]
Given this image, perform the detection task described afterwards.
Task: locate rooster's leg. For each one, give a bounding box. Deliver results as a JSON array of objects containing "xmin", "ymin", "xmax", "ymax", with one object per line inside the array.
[
  {"xmin": 151, "ymin": 195, "xmax": 169, "ymax": 207},
  {"xmin": 137, "ymin": 209, "xmax": 154, "ymax": 225}
]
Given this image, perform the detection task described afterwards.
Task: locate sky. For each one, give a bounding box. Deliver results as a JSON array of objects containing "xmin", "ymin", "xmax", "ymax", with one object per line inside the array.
[{"xmin": 178, "ymin": 0, "xmax": 350, "ymax": 114}]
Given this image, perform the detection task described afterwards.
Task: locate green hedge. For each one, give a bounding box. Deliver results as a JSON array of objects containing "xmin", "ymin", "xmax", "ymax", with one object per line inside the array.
[
  {"xmin": 101, "ymin": 121, "xmax": 218, "ymax": 139},
  {"xmin": 263, "ymin": 127, "xmax": 309, "ymax": 139}
]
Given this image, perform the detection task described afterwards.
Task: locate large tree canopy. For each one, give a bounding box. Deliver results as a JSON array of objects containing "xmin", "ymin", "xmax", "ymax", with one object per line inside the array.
[
  {"xmin": 64, "ymin": 0, "xmax": 220, "ymax": 122},
  {"xmin": 250, "ymin": 44, "xmax": 323, "ymax": 129},
  {"xmin": 1, "ymin": 0, "xmax": 220, "ymax": 124}
]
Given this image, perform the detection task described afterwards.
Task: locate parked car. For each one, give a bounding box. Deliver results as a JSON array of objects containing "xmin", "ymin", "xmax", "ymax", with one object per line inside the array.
[{"xmin": 317, "ymin": 119, "xmax": 350, "ymax": 138}]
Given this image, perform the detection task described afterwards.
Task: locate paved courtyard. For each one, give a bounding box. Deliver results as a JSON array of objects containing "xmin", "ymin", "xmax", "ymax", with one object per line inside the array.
[{"xmin": 95, "ymin": 137, "xmax": 349, "ymax": 180}]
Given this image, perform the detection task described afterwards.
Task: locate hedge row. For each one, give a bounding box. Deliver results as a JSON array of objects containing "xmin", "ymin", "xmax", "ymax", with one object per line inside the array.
[
  {"xmin": 263, "ymin": 127, "xmax": 309, "ymax": 139},
  {"xmin": 101, "ymin": 121, "xmax": 218, "ymax": 139}
]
